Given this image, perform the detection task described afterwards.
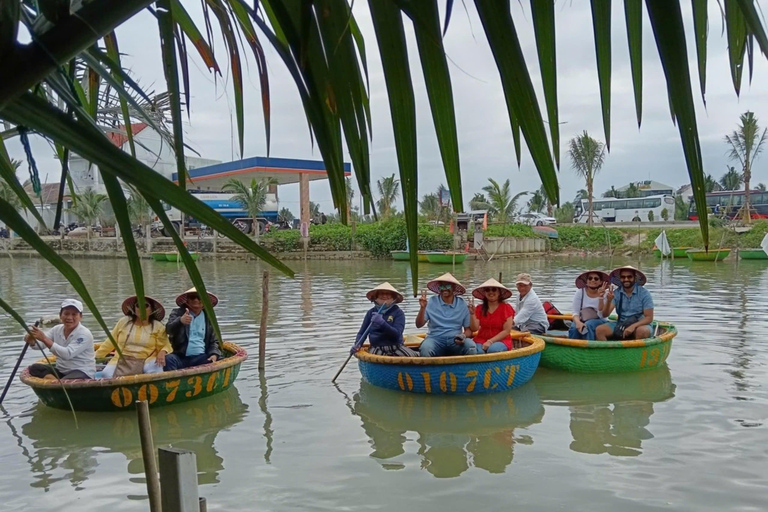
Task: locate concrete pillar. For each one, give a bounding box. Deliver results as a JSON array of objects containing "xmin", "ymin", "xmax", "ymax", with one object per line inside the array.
[{"xmin": 299, "ymin": 173, "xmax": 310, "ymax": 226}]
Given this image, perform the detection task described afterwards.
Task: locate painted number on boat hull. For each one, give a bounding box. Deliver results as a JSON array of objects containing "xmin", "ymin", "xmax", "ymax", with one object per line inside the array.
[{"xmin": 396, "ymin": 364, "xmax": 521, "ymax": 394}]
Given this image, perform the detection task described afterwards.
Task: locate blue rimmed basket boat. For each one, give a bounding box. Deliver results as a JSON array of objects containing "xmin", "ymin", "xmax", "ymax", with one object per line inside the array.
[
  {"xmin": 354, "ymin": 335, "xmax": 544, "ymax": 395},
  {"xmin": 538, "ymin": 322, "xmax": 677, "ymax": 373}
]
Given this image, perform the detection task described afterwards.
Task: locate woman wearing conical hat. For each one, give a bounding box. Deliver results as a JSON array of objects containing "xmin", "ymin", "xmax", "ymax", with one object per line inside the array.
[
  {"xmin": 469, "ymin": 279, "xmax": 516, "ymax": 353},
  {"xmin": 95, "ymin": 296, "xmax": 172, "ymax": 379},
  {"xmin": 352, "ymin": 283, "xmax": 419, "ymax": 357},
  {"xmin": 568, "ymin": 270, "xmax": 610, "ymax": 340},
  {"xmin": 416, "ymin": 273, "xmax": 475, "ymax": 357}
]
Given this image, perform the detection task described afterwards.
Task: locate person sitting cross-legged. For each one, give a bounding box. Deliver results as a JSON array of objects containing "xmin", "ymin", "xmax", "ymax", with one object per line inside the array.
[
  {"xmin": 164, "ymin": 288, "xmax": 222, "ymax": 371},
  {"xmin": 417, "ymin": 273, "xmax": 475, "ymax": 357}
]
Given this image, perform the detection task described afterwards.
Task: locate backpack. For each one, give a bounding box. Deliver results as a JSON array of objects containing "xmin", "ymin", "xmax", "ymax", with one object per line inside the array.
[{"xmin": 542, "ymin": 301, "xmax": 569, "ymax": 331}]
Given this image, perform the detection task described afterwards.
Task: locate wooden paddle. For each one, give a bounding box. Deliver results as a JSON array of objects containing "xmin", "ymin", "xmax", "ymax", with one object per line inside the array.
[{"xmin": 0, "ymin": 315, "xmax": 60, "ymax": 405}]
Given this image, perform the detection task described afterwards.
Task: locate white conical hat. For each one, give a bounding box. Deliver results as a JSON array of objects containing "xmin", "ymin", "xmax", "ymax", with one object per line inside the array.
[
  {"xmin": 575, "ymin": 270, "xmax": 610, "ymax": 289},
  {"xmin": 426, "ymin": 273, "xmax": 466, "ymax": 295},
  {"xmin": 472, "ymin": 278, "xmax": 513, "ymax": 300},
  {"xmin": 366, "ymin": 282, "xmax": 404, "ymax": 303}
]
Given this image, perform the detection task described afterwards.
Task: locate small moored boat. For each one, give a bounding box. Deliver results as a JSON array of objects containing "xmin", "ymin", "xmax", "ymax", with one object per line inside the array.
[
  {"xmin": 151, "ymin": 252, "xmax": 167, "ymax": 261},
  {"xmin": 20, "ymin": 342, "xmax": 247, "ymax": 411},
  {"xmin": 686, "ymin": 248, "xmax": 730, "ymax": 261},
  {"xmin": 354, "ymin": 335, "xmax": 544, "ymax": 395},
  {"xmin": 538, "ymin": 322, "xmax": 677, "ymax": 373},
  {"xmin": 425, "ymin": 252, "xmax": 468, "ymax": 264},
  {"xmin": 390, "ymin": 250, "xmax": 410, "ymax": 261},
  {"xmin": 652, "ymin": 247, "xmax": 693, "ymax": 259},
  {"xmin": 738, "ymin": 248, "xmax": 768, "ymax": 260},
  {"xmin": 165, "ymin": 252, "xmax": 200, "ymax": 262}
]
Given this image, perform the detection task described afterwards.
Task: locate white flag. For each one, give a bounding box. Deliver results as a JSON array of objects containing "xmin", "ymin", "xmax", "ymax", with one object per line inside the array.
[
  {"xmin": 761, "ymin": 233, "xmax": 768, "ymax": 256},
  {"xmin": 655, "ymin": 230, "xmax": 671, "ymax": 256}
]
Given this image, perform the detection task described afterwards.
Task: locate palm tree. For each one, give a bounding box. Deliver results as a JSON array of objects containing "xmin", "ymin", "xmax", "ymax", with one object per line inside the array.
[
  {"xmin": 419, "ymin": 193, "xmax": 441, "ymax": 223},
  {"xmin": 758, "ymin": 183, "xmax": 767, "ymax": 192},
  {"xmin": 725, "ymin": 111, "xmax": 768, "ymax": 222},
  {"xmin": 222, "ymin": 178, "xmax": 278, "ymax": 240},
  {"xmin": 602, "ymin": 186, "xmax": 618, "ymax": 198},
  {"xmin": 469, "ymin": 193, "xmax": 488, "ymax": 211},
  {"xmin": 704, "ymin": 174, "xmax": 719, "ymax": 193},
  {"xmin": 624, "ymin": 183, "xmax": 641, "ymax": 198},
  {"xmin": 69, "ymin": 188, "xmax": 107, "ymax": 241},
  {"xmin": 478, "ymin": 179, "xmax": 527, "ymax": 236},
  {"xmin": 376, "ymin": 174, "xmax": 400, "ymax": 219},
  {"xmin": 674, "ymin": 195, "xmax": 690, "ymax": 221},
  {"xmin": 309, "ymin": 201, "xmax": 321, "ymax": 221},
  {"xmin": 719, "ymin": 166, "xmax": 743, "ymax": 191},
  {"xmin": 527, "ymin": 189, "xmax": 546, "ymax": 213},
  {"xmin": 568, "ymin": 131, "xmax": 606, "ymax": 226},
  {"xmin": 278, "ymin": 208, "xmax": 294, "ymax": 224}
]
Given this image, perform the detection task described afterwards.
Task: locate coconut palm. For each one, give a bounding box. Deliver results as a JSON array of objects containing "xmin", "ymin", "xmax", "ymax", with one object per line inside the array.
[
  {"xmin": 468, "ymin": 193, "xmax": 488, "ymax": 211},
  {"xmin": 309, "ymin": 201, "xmax": 321, "ymax": 221},
  {"xmin": 758, "ymin": 183, "xmax": 767, "ymax": 192},
  {"xmin": 478, "ymin": 179, "xmax": 527, "ymax": 235},
  {"xmin": 376, "ymin": 174, "xmax": 400, "ymax": 218},
  {"xmin": 624, "ymin": 183, "xmax": 641, "ymax": 198},
  {"xmin": 278, "ymin": 208, "xmax": 294, "ymax": 224},
  {"xmin": 602, "ymin": 186, "xmax": 618, "ymax": 198},
  {"xmin": 568, "ymin": 131, "xmax": 606, "ymax": 226},
  {"xmin": 704, "ymin": 174, "xmax": 719, "ymax": 193},
  {"xmin": 719, "ymin": 166, "xmax": 743, "ymax": 191},
  {"xmin": 725, "ymin": 111, "xmax": 768, "ymax": 222},
  {"xmin": 222, "ymin": 178, "xmax": 278, "ymax": 240},
  {"xmin": 527, "ymin": 189, "xmax": 546, "ymax": 213},
  {"xmin": 419, "ymin": 193, "xmax": 441, "ymax": 223},
  {"xmin": 69, "ymin": 188, "xmax": 108, "ymax": 240}
]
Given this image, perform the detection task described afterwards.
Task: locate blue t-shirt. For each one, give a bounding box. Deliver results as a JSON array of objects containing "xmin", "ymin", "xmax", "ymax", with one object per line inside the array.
[
  {"xmin": 612, "ymin": 285, "xmax": 654, "ymax": 320},
  {"xmin": 424, "ymin": 295, "xmax": 470, "ymax": 340},
  {"xmin": 186, "ymin": 311, "xmax": 206, "ymax": 356}
]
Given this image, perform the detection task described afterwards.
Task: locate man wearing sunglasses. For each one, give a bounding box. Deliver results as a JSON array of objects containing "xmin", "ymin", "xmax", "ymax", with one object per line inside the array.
[
  {"xmin": 416, "ymin": 273, "xmax": 475, "ymax": 357},
  {"xmin": 595, "ymin": 266, "xmax": 654, "ymax": 341}
]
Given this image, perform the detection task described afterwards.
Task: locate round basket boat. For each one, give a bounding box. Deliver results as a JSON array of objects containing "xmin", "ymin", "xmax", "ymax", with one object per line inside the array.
[
  {"xmin": 20, "ymin": 341, "xmax": 247, "ymax": 412},
  {"xmin": 739, "ymin": 248, "xmax": 768, "ymax": 260},
  {"xmin": 538, "ymin": 322, "xmax": 676, "ymax": 373},
  {"xmin": 686, "ymin": 248, "xmax": 730, "ymax": 261},
  {"xmin": 354, "ymin": 336, "xmax": 544, "ymax": 395},
  {"xmin": 652, "ymin": 247, "xmax": 692, "ymax": 259},
  {"xmin": 425, "ymin": 252, "xmax": 468, "ymax": 264},
  {"xmin": 390, "ymin": 250, "xmax": 410, "ymax": 261}
]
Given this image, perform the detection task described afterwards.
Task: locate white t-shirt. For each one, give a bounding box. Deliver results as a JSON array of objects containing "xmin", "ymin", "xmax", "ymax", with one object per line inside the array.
[
  {"xmin": 36, "ymin": 323, "xmax": 96, "ymax": 378},
  {"xmin": 571, "ymin": 289, "xmax": 606, "ymax": 320}
]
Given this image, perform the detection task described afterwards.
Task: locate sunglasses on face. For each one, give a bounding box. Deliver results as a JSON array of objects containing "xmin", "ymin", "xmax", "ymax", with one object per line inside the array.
[
  {"xmin": 438, "ymin": 284, "xmax": 453, "ymax": 291},
  {"xmin": 587, "ymin": 276, "xmax": 602, "ymax": 281}
]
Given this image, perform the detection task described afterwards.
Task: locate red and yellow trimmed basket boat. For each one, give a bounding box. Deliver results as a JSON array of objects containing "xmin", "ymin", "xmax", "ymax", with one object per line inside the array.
[{"xmin": 20, "ymin": 342, "xmax": 247, "ymax": 412}]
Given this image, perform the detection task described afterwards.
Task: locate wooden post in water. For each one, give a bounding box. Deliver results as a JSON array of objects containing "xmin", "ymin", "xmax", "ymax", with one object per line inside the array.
[
  {"xmin": 136, "ymin": 400, "xmax": 162, "ymax": 512},
  {"xmin": 259, "ymin": 271, "xmax": 269, "ymax": 370},
  {"xmin": 159, "ymin": 447, "xmax": 199, "ymax": 512},
  {"xmin": 498, "ymin": 272, "xmax": 502, "ymax": 283}
]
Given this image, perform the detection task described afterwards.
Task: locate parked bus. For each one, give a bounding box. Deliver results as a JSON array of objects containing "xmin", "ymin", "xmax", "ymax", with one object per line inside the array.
[
  {"xmin": 155, "ymin": 191, "xmax": 278, "ymax": 235},
  {"xmin": 574, "ymin": 194, "xmax": 676, "ymax": 223},
  {"xmin": 687, "ymin": 190, "xmax": 768, "ymax": 220}
]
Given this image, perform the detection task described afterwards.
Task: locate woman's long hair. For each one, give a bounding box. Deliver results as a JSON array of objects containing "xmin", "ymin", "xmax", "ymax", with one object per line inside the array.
[
  {"xmin": 481, "ymin": 296, "xmax": 506, "ymax": 316},
  {"xmin": 126, "ymin": 309, "xmax": 159, "ymax": 326}
]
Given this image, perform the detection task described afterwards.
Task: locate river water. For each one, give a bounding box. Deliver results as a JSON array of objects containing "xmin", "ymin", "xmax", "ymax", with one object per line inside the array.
[{"xmin": 0, "ymin": 256, "xmax": 766, "ymax": 511}]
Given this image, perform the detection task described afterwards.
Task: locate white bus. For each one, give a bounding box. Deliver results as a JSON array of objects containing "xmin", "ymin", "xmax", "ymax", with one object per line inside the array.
[{"xmin": 574, "ymin": 194, "xmax": 676, "ymax": 223}]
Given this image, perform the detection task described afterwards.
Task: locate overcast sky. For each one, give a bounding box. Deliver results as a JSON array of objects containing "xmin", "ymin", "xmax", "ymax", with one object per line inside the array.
[{"xmin": 8, "ymin": 0, "xmax": 768, "ymax": 215}]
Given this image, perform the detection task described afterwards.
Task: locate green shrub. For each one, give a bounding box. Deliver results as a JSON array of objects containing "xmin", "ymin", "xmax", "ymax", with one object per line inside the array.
[
  {"xmin": 549, "ymin": 226, "xmax": 624, "ymax": 252},
  {"xmin": 660, "ymin": 208, "xmax": 669, "ymax": 221},
  {"xmin": 261, "ymin": 229, "xmax": 301, "ymax": 252},
  {"xmin": 308, "ymin": 223, "xmax": 352, "ymax": 250},
  {"xmin": 485, "ymin": 223, "xmax": 536, "ymax": 238},
  {"xmin": 647, "ymin": 210, "xmax": 654, "ymax": 222}
]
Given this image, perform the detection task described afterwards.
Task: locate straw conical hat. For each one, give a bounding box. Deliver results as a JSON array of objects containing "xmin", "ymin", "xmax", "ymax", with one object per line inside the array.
[
  {"xmin": 609, "ymin": 265, "xmax": 647, "ymax": 287},
  {"xmin": 366, "ymin": 282, "xmax": 404, "ymax": 303},
  {"xmin": 575, "ymin": 270, "xmax": 610, "ymax": 289},
  {"xmin": 121, "ymin": 296, "xmax": 166, "ymax": 321},
  {"xmin": 175, "ymin": 287, "xmax": 219, "ymax": 308},
  {"xmin": 472, "ymin": 278, "xmax": 513, "ymax": 300},
  {"xmin": 426, "ymin": 273, "xmax": 466, "ymax": 295}
]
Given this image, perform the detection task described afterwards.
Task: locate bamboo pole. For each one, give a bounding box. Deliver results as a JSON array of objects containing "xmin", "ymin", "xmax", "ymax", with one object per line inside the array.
[
  {"xmin": 137, "ymin": 400, "xmax": 162, "ymax": 512},
  {"xmin": 258, "ymin": 271, "xmax": 269, "ymax": 370}
]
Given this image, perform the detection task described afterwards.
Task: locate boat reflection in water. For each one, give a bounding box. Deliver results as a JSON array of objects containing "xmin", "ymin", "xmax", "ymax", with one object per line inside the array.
[
  {"xmin": 17, "ymin": 387, "xmax": 248, "ymax": 492},
  {"xmin": 534, "ymin": 365, "xmax": 676, "ymax": 456},
  {"xmin": 350, "ymin": 381, "xmax": 545, "ymax": 478}
]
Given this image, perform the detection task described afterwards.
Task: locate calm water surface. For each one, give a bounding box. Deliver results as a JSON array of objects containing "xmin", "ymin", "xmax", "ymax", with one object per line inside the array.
[{"xmin": 1, "ymin": 256, "xmax": 767, "ymax": 511}]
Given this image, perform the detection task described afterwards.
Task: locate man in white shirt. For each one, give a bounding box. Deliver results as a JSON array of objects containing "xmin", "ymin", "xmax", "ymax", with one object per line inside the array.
[
  {"xmin": 25, "ymin": 299, "xmax": 96, "ymax": 380},
  {"xmin": 513, "ymin": 273, "xmax": 549, "ymax": 335}
]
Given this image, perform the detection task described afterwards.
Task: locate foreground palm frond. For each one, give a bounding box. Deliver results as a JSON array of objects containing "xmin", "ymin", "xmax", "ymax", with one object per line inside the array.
[{"xmin": 0, "ymin": 1, "xmax": 766, "ymax": 337}]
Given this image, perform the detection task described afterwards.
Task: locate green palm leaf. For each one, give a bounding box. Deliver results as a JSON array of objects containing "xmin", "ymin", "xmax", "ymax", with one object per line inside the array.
[
  {"xmin": 591, "ymin": 0, "xmax": 612, "ymax": 148},
  {"xmin": 530, "ymin": 0, "xmax": 560, "ymax": 166}
]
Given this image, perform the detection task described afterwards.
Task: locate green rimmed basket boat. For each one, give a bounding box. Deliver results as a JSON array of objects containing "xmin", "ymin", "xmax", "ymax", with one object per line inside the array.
[
  {"xmin": 390, "ymin": 250, "xmax": 410, "ymax": 261},
  {"xmin": 151, "ymin": 252, "xmax": 167, "ymax": 261},
  {"xmin": 537, "ymin": 322, "xmax": 677, "ymax": 373},
  {"xmin": 686, "ymin": 249, "xmax": 730, "ymax": 261},
  {"xmin": 20, "ymin": 341, "xmax": 247, "ymax": 411},
  {"xmin": 425, "ymin": 252, "xmax": 468, "ymax": 264},
  {"xmin": 739, "ymin": 248, "xmax": 768, "ymax": 260},
  {"xmin": 165, "ymin": 252, "xmax": 200, "ymax": 262},
  {"xmin": 417, "ymin": 251, "xmax": 431, "ymax": 262},
  {"xmin": 354, "ymin": 334, "xmax": 544, "ymax": 395},
  {"xmin": 652, "ymin": 247, "xmax": 693, "ymax": 259}
]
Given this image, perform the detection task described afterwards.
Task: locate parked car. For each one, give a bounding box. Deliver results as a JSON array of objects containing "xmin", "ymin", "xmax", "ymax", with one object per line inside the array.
[{"xmin": 518, "ymin": 212, "xmax": 556, "ymax": 226}]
